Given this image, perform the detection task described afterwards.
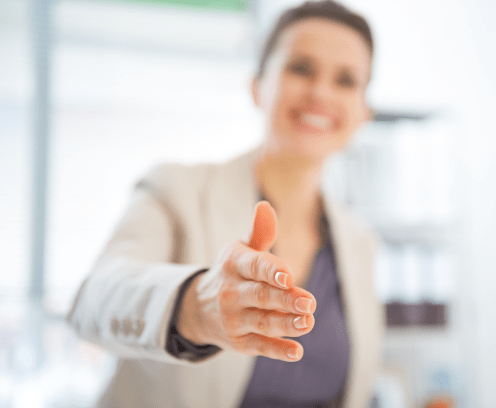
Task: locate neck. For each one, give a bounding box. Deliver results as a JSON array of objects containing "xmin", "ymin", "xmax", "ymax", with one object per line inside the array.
[{"xmin": 255, "ymin": 145, "xmax": 324, "ymax": 224}]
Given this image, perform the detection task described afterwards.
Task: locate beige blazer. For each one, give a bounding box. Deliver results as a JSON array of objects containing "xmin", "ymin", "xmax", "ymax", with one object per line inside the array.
[{"xmin": 67, "ymin": 147, "xmax": 385, "ymax": 408}]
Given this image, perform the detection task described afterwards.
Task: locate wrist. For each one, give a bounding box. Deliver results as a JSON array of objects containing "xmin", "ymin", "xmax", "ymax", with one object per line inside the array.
[{"xmin": 177, "ymin": 273, "xmax": 206, "ymax": 345}]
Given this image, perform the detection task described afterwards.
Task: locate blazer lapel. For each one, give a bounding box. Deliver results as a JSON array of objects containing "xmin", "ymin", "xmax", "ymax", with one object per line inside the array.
[
  {"xmin": 203, "ymin": 147, "xmax": 261, "ymax": 262},
  {"xmin": 321, "ymin": 194, "xmax": 383, "ymax": 408}
]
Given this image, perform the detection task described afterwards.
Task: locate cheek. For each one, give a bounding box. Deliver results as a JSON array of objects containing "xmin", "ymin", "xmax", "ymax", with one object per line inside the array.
[
  {"xmin": 268, "ymin": 75, "xmax": 305, "ymax": 114},
  {"xmin": 346, "ymin": 94, "xmax": 368, "ymax": 127},
  {"xmin": 281, "ymin": 76, "xmax": 307, "ymax": 104}
]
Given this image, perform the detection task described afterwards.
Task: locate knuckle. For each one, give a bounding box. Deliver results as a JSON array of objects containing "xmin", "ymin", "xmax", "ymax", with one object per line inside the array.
[
  {"xmin": 219, "ymin": 285, "xmax": 239, "ymax": 306},
  {"xmin": 260, "ymin": 258, "xmax": 272, "ymax": 282},
  {"xmin": 221, "ymin": 257, "xmax": 236, "ymax": 275},
  {"xmin": 282, "ymin": 292, "xmax": 293, "ymax": 311},
  {"xmin": 283, "ymin": 315, "xmax": 293, "ymax": 333},
  {"xmin": 218, "ymin": 284, "xmax": 230, "ymax": 307},
  {"xmin": 255, "ymin": 312, "xmax": 270, "ymax": 336},
  {"xmin": 250, "ymin": 253, "xmax": 273, "ymax": 282},
  {"xmin": 220, "ymin": 310, "xmax": 239, "ymax": 333},
  {"xmin": 223, "ymin": 313, "xmax": 240, "ymax": 333},
  {"xmin": 254, "ymin": 283, "xmax": 269, "ymax": 306},
  {"xmin": 267, "ymin": 263, "xmax": 278, "ymax": 283},
  {"xmin": 248, "ymin": 253, "xmax": 261, "ymax": 280}
]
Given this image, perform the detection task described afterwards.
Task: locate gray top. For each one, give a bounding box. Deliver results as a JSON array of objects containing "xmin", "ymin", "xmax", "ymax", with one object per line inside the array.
[{"xmin": 238, "ymin": 215, "xmax": 350, "ymax": 408}]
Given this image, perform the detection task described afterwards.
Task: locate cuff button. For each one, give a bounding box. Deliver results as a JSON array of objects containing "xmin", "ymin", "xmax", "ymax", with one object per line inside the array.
[
  {"xmin": 122, "ymin": 318, "xmax": 133, "ymax": 335},
  {"xmin": 133, "ymin": 319, "xmax": 144, "ymax": 337},
  {"xmin": 111, "ymin": 318, "xmax": 119, "ymax": 335}
]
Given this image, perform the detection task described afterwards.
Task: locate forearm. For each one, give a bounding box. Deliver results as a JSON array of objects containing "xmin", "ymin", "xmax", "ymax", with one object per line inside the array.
[{"xmin": 67, "ymin": 254, "xmax": 206, "ymax": 363}]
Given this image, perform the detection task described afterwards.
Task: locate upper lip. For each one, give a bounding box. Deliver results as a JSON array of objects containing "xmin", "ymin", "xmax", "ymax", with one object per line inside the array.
[
  {"xmin": 296, "ymin": 108, "xmax": 337, "ymax": 121},
  {"xmin": 296, "ymin": 110, "xmax": 338, "ymax": 127}
]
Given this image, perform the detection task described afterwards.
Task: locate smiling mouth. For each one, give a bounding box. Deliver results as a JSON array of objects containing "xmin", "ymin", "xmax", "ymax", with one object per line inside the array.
[{"xmin": 299, "ymin": 113, "xmax": 335, "ymax": 131}]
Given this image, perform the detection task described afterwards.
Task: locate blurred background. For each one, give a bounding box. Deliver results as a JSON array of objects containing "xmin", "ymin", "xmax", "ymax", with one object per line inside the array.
[{"xmin": 1, "ymin": 0, "xmax": 495, "ymax": 407}]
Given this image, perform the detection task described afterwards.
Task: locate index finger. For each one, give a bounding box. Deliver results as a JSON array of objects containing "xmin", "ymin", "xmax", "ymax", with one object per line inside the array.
[{"xmin": 233, "ymin": 245, "xmax": 294, "ymax": 290}]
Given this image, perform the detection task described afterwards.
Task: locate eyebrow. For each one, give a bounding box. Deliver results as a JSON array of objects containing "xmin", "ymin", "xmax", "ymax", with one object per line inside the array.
[
  {"xmin": 288, "ymin": 53, "xmax": 362, "ymax": 73},
  {"xmin": 288, "ymin": 51, "xmax": 361, "ymax": 67}
]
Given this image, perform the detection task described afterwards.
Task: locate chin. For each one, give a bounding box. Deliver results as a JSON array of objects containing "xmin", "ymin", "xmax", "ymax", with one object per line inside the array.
[
  {"xmin": 278, "ymin": 144, "xmax": 333, "ymax": 163},
  {"xmin": 287, "ymin": 137, "xmax": 348, "ymax": 160},
  {"xmin": 265, "ymin": 127, "xmax": 350, "ymax": 161}
]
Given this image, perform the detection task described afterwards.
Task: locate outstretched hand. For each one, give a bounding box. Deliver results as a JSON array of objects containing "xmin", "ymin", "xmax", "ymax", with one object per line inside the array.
[{"xmin": 177, "ymin": 201, "xmax": 316, "ymax": 362}]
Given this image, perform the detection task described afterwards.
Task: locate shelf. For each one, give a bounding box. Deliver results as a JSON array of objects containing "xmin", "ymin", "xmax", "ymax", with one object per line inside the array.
[
  {"xmin": 375, "ymin": 223, "xmax": 458, "ymax": 245},
  {"xmin": 345, "ymin": 209, "xmax": 458, "ymax": 244},
  {"xmin": 386, "ymin": 302, "xmax": 448, "ymax": 328},
  {"xmin": 383, "ymin": 325, "xmax": 457, "ymax": 350}
]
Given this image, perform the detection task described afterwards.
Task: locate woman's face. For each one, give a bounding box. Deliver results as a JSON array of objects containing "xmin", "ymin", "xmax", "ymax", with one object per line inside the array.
[{"xmin": 253, "ymin": 18, "xmax": 372, "ymax": 161}]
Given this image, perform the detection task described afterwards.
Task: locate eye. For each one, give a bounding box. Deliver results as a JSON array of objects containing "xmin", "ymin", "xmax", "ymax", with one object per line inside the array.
[
  {"xmin": 336, "ymin": 71, "xmax": 357, "ymax": 88},
  {"xmin": 287, "ymin": 59, "xmax": 314, "ymax": 78}
]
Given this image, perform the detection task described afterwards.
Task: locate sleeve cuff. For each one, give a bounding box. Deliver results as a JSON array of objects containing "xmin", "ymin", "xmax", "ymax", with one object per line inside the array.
[{"xmin": 166, "ymin": 269, "xmax": 221, "ymax": 362}]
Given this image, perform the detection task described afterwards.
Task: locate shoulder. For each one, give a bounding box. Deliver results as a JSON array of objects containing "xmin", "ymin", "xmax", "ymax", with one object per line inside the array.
[
  {"xmin": 135, "ymin": 148, "xmax": 260, "ymax": 206},
  {"xmin": 138, "ymin": 161, "xmax": 211, "ymax": 195}
]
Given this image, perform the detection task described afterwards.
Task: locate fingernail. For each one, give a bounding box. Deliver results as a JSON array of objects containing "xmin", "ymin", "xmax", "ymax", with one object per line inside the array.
[
  {"xmin": 287, "ymin": 348, "xmax": 300, "ymax": 360},
  {"xmin": 295, "ymin": 297, "xmax": 313, "ymax": 314},
  {"xmin": 293, "ymin": 315, "xmax": 308, "ymax": 330},
  {"xmin": 275, "ymin": 272, "xmax": 288, "ymax": 289}
]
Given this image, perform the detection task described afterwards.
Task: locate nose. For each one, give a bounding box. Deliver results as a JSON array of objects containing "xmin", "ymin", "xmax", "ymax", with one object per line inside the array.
[{"xmin": 308, "ymin": 76, "xmax": 336, "ymax": 104}]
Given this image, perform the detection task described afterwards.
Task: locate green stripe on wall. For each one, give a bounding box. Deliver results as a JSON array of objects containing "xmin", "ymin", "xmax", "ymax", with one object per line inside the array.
[{"xmin": 109, "ymin": 0, "xmax": 249, "ymax": 12}]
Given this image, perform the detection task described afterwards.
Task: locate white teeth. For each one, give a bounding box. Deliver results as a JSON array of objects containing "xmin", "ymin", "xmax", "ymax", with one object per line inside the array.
[{"xmin": 300, "ymin": 113, "xmax": 333, "ymax": 130}]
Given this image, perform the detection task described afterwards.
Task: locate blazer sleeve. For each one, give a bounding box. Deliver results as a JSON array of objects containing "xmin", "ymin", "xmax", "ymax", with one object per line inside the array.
[{"xmin": 66, "ymin": 187, "xmax": 215, "ymax": 365}]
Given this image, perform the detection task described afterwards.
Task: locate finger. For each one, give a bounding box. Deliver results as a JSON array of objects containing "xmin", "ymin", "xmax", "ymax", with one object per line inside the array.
[
  {"xmin": 238, "ymin": 281, "xmax": 317, "ymax": 315},
  {"xmin": 247, "ymin": 201, "xmax": 277, "ymax": 252},
  {"xmin": 233, "ymin": 248, "xmax": 294, "ymax": 289},
  {"xmin": 234, "ymin": 333, "xmax": 304, "ymax": 362},
  {"xmin": 240, "ymin": 308, "xmax": 315, "ymax": 339}
]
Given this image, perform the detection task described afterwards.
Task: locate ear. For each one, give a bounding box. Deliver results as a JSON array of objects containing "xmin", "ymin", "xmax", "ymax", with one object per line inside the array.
[{"xmin": 251, "ymin": 77, "xmax": 261, "ymax": 108}]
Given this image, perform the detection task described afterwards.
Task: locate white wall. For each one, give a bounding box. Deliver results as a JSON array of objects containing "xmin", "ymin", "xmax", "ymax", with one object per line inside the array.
[
  {"xmin": 342, "ymin": 1, "xmax": 496, "ymax": 406},
  {"xmin": 452, "ymin": 2, "xmax": 496, "ymax": 407}
]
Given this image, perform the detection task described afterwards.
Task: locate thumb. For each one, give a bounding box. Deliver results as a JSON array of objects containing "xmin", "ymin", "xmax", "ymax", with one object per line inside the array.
[{"xmin": 247, "ymin": 201, "xmax": 278, "ymax": 252}]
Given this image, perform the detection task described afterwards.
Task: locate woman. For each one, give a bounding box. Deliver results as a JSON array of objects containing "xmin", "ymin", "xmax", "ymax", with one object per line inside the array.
[{"xmin": 67, "ymin": 1, "xmax": 385, "ymax": 407}]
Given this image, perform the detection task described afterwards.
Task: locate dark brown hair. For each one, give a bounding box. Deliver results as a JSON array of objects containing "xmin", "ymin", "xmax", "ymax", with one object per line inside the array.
[{"xmin": 256, "ymin": 0, "xmax": 373, "ymax": 78}]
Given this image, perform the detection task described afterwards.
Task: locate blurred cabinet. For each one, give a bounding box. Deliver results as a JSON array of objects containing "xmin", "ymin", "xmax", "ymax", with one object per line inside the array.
[
  {"xmin": 325, "ymin": 115, "xmax": 457, "ymax": 316},
  {"xmin": 324, "ymin": 114, "xmax": 470, "ymax": 407}
]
